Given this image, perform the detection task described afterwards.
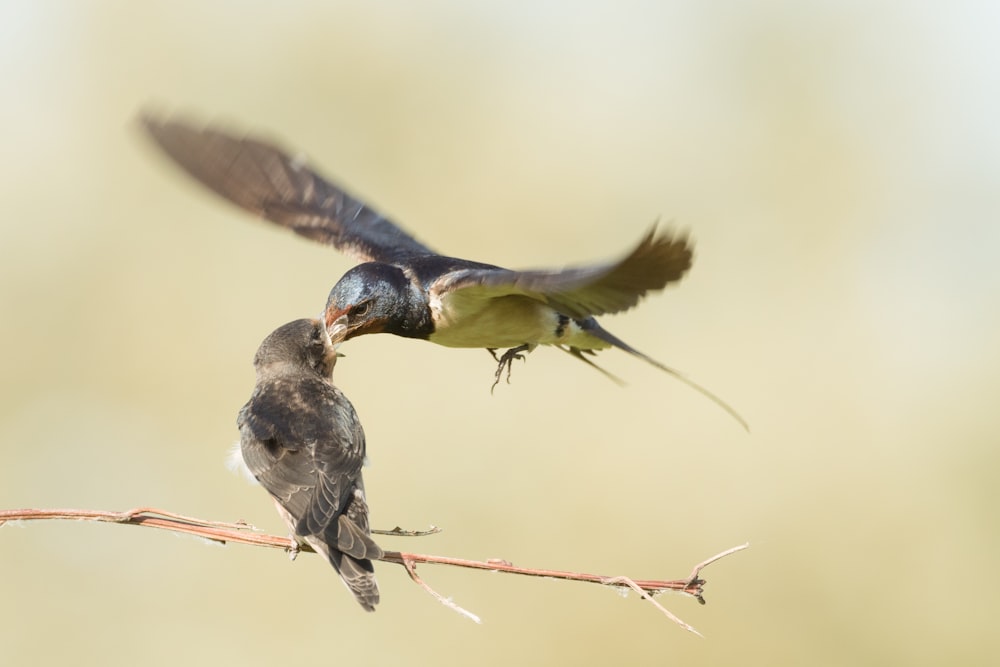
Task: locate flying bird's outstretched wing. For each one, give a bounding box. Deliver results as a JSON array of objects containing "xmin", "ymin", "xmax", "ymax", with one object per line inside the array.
[
  {"xmin": 430, "ymin": 226, "xmax": 692, "ymax": 319},
  {"xmin": 141, "ymin": 113, "xmax": 434, "ymax": 263}
]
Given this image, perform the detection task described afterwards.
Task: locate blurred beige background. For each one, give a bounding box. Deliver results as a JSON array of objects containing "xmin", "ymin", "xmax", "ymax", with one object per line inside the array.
[{"xmin": 2, "ymin": 1, "xmax": 998, "ymax": 665}]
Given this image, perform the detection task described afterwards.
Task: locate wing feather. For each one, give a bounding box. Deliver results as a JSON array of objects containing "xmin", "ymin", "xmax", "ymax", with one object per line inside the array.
[
  {"xmin": 431, "ymin": 226, "xmax": 692, "ymax": 319},
  {"xmin": 142, "ymin": 113, "xmax": 434, "ymax": 263}
]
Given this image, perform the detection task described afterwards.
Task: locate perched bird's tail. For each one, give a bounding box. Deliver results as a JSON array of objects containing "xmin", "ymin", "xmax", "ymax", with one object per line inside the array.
[
  {"xmin": 574, "ymin": 318, "xmax": 749, "ymax": 431},
  {"xmin": 306, "ymin": 513, "xmax": 383, "ymax": 612},
  {"xmin": 326, "ymin": 542, "xmax": 381, "ymax": 613}
]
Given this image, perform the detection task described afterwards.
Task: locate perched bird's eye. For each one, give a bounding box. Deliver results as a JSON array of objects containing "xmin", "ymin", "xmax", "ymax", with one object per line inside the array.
[{"xmin": 352, "ymin": 301, "xmax": 372, "ymax": 318}]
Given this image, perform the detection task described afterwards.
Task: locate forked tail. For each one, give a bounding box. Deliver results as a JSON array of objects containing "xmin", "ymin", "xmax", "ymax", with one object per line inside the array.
[{"xmin": 576, "ymin": 319, "xmax": 749, "ymax": 431}]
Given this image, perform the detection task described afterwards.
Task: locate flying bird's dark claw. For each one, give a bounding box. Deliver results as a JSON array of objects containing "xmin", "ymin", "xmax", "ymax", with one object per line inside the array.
[{"xmin": 490, "ymin": 344, "xmax": 531, "ymax": 393}]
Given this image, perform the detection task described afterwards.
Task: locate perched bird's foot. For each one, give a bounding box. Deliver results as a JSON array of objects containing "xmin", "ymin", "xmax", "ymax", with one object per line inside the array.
[
  {"xmin": 490, "ymin": 344, "xmax": 531, "ymax": 393},
  {"xmin": 286, "ymin": 535, "xmax": 301, "ymax": 561}
]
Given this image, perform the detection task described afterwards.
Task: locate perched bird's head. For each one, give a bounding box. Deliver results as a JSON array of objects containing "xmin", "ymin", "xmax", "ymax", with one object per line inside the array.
[
  {"xmin": 323, "ymin": 262, "xmax": 421, "ymax": 339},
  {"xmin": 252, "ymin": 318, "xmax": 338, "ymax": 378}
]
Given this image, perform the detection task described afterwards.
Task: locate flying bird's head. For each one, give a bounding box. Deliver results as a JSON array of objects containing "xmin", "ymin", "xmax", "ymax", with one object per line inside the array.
[
  {"xmin": 252, "ymin": 318, "xmax": 338, "ymax": 379},
  {"xmin": 323, "ymin": 262, "xmax": 427, "ymax": 340}
]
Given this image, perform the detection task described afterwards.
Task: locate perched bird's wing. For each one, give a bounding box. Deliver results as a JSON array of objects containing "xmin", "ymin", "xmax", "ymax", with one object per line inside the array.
[
  {"xmin": 430, "ymin": 227, "xmax": 692, "ymax": 319},
  {"xmin": 238, "ymin": 377, "xmax": 364, "ymax": 538},
  {"xmin": 334, "ymin": 487, "xmax": 382, "ymax": 561},
  {"xmin": 141, "ymin": 114, "xmax": 435, "ymax": 263},
  {"xmin": 297, "ymin": 389, "xmax": 369, "ymax": 540}
]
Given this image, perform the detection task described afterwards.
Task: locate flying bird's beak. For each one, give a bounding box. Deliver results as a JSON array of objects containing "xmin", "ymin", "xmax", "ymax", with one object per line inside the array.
[
  {"xmin": 326, "ymin": 313, "xmax": 350, "ymax": 348},
  {"xmin": 325, "ymin": 305, "xmax": 381, "ymax": 340},
  {"xmin": 325, "ymin": 306, "xmax": 350, "ymax": 334}
]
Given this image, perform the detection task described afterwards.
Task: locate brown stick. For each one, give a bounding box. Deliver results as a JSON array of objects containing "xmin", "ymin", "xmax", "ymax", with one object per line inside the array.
[{"xmin": 0, "ymin": 507, "xmax": 747, "ymax": 632}]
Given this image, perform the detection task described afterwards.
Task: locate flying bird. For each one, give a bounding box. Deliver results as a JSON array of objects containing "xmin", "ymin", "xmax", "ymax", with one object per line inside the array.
[
  {"xmin": 143, "ymin": 114, "xmax": 745, "ymax": 428},
  {"xmin": 237, "ymin": 317, "xmax": 382, "ymax": 611}
]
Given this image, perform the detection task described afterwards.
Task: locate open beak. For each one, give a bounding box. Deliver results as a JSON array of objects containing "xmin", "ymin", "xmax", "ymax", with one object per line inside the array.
[
  {"xmin": 311, "ymin": 317, "xmax": 341, "ymax": 367},
  {"xmin": 325, "ymin": 306, "xmax": 349, "ymax": 332},
  {"xmin": 324, "ymin": 311, "xmax": 351, "ymax": 348}
]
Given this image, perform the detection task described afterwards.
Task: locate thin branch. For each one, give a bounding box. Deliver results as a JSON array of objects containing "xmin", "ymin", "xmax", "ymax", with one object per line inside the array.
[
  {"xmin": 402, "ymin": 558, "xmax": 482, "ymax": 624},
  {"xmin": 687, "ymin": 542, "xmax": 750, "ymax": 589},
  {"xmin": 0, "ymin": 507, "xmax": 746, "ymax": 632},
  {"xmin": 600, "ymin": 576, "xmax": 702, "ymax": 636},
  {"xmin": 373, "ymin": 525, "xmax": 441, "ymax": 537}
]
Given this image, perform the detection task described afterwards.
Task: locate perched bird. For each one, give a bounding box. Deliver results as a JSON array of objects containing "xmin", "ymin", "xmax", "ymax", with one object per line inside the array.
[
  {"xmin": 143, "ymin": 114, "xmax": 745, "ymax": 428},
  {"xmin": 237, "ymin": 317, "xmax": 382, "ymax": 611}
]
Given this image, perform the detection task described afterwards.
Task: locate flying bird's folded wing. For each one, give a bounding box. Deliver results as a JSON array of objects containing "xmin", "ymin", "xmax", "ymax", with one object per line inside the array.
[
  {"xmin": 431, "ymin": 227, "xmax": 692, "ymax": 319},
  {"xmin": 141, "ymin": 113, "xmax": 435, "ymax": 263}
]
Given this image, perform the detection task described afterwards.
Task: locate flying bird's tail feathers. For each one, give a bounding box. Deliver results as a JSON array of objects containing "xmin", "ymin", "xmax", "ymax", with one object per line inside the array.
[
  {"xmin": 578, "ymin": 319, "xmax": 749, "ymax": 431},
  {"xmin": 561, "ymin": 347, "xmax": 625, "ymax": 386}
]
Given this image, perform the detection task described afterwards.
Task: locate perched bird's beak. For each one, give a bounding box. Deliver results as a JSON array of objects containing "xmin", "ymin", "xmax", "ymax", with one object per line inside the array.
[{"xmin": 311, "ymin": 316, "xmax": 342, "ymax": 369}]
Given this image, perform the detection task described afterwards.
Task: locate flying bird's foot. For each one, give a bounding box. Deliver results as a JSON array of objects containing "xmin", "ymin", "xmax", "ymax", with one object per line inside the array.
[{"xmin": 489, "ymin": 344, "xmax": 531, "ymax": 393}]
